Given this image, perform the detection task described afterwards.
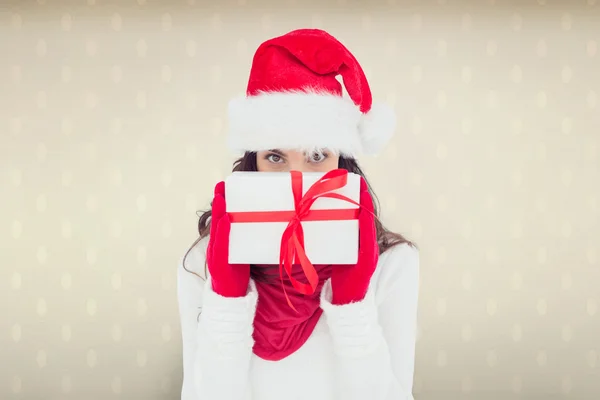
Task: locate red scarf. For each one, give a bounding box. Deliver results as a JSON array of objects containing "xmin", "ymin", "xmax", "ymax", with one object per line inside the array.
[{"xmin": 251, "ymin": 263, "xmax": 333, "ymax": 361}]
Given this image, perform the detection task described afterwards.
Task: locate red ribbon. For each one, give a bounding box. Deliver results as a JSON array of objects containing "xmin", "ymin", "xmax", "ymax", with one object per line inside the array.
[{"xmin": 227, "ymin": 169, "xmax": 360, "ymax": 311}]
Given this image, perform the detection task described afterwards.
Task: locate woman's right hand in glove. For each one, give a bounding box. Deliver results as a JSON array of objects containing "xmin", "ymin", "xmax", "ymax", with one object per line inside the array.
[{"xmin": 205, "ymin": 181, "xmax": 251, "ymax": 298}]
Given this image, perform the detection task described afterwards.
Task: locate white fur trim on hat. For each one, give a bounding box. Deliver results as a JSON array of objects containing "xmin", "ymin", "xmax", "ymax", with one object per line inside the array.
[
  {"xmin": 227, "ymin": 91, "xmax": 395, "ymax": 157},
  {"xmin": 358, "ymin": 102, "xmax": 397, "ymax": 156}
]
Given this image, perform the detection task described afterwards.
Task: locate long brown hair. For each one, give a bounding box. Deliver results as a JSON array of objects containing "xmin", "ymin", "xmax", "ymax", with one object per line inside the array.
[{"xmin": 183, "ymin": 152, "xmax": 413, "ymax": 280}]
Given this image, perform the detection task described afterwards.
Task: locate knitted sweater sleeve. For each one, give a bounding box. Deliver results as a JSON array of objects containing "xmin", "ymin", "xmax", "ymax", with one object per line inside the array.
[
  {"xmin": 320, "ymin": 243, "xmax": 420, "ymax": 400},
  {"xmin": 177, "ymin": 239, "xmax": 257, "ymax": 400}
]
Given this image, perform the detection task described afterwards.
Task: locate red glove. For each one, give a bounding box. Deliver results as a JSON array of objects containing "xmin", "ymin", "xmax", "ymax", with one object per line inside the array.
[
  {"xmin": 205, "ymin": 181, "xmax": 251, "ymax": 298},
  {"xmin": 330, "ymin": 177, "xmax": 379, "ymax": 305}
]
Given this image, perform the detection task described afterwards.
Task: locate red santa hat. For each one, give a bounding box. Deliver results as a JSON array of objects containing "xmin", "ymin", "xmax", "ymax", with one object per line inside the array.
[{"xmin": 227, "ymin": 28, "xmax": 396, "ymax": 157}]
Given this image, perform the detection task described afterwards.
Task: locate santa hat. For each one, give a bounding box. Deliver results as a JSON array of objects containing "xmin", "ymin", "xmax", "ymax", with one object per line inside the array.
[{"xmin": 227, "ymin": 28, "xmax": 396, "ymax": 157}]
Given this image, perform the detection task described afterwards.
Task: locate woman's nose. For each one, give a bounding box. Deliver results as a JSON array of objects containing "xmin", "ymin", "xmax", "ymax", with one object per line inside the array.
[{"xmin": 287, "ymin": 161, "xmax": 310, "ymax": 172}]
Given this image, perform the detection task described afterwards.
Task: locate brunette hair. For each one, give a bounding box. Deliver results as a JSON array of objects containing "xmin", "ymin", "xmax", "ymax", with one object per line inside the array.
[{"xmin": 183, "ymin": 152, "xmax": 413, "ymax": 280}]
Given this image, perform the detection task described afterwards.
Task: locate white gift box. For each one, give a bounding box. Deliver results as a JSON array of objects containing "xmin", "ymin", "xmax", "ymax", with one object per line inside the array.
[{"xmin": 224, "ymin": 171, "xmax": 361, "ymax": 265}]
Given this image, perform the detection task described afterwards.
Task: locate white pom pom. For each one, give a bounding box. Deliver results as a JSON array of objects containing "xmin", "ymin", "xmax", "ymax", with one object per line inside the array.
[{"xmin": 358, "ymin": 103, "xmax": 396, "ymax": 155}]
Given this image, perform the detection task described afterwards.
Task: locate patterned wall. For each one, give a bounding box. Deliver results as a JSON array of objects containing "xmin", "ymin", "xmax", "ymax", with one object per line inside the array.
[{"xmin": 1, "ymin": 0, "xmax": 599, "ymax": 399}]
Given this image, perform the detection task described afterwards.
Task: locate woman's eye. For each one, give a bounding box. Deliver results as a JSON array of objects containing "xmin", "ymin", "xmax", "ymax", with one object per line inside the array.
[
  {"xmin": 308, "ymin": 151, "xmax": 327, "ymax": 163},
  {"xmin": 267, "ymin": 154, "xmax": 282, "ymax": 163}
]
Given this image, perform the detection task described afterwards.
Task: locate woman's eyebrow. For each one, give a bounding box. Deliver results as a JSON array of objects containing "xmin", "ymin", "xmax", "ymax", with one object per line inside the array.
[{"xmin": 267, "ymin": 149, "xmax": 285, "ymax": 156}]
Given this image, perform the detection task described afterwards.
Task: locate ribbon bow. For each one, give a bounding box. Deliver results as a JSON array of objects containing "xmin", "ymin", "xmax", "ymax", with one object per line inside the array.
[{"xmin": 278, "ymin": 169, "xmax": 360, "ymax": 311}]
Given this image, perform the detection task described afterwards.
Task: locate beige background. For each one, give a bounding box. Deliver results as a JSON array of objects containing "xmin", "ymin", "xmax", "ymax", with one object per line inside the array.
[{"xmin": 1, "ymin": 0, "xmax": 599, "ymax": 399}]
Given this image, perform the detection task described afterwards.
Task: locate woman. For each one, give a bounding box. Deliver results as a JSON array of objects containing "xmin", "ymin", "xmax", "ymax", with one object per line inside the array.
[{"xmin": 177, "ymin": 29, "xmax": 420, "ymax": 400}]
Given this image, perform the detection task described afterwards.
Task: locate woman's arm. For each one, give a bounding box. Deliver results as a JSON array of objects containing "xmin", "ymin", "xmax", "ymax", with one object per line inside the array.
[
  {"xmin": 177, "ymin": 244, "xmax": 257, "ymax": 400},
  {"xmin": 320, "ymin": 243, "xmax": 420, "ymax": 400}
]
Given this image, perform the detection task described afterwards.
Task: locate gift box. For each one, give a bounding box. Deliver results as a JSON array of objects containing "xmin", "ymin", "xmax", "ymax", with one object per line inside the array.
[{"xmin": 224, "ymin": 169, "xmax": 361, "ymax": 266}]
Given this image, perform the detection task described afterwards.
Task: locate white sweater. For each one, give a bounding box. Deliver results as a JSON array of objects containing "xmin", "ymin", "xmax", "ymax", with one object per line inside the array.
[{"xmin": 177, "ymin": 237, "xmax": 420, "ymax": 400}]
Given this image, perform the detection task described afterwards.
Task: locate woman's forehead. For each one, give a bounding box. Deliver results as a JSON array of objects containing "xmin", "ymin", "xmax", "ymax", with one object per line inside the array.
[{"xmin": 260, "ymin": 148, "xmax": 334, "ymax": 156}]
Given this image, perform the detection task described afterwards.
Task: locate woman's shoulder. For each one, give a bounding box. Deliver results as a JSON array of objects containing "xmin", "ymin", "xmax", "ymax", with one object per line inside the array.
[
  {"xmin": 177, "ymin": 236, "xmax": 210, "ymax": 282},
  {"xmin": 380, "ymin": 241, "xmax": 419, "ymax": 270},
  {"xmin": 372, "ymin": 242, "xmax": 420, "ymax": 300},
  {"xmin": 176, "ymin": 237, "xmax": 210, "ymax": 319}
]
